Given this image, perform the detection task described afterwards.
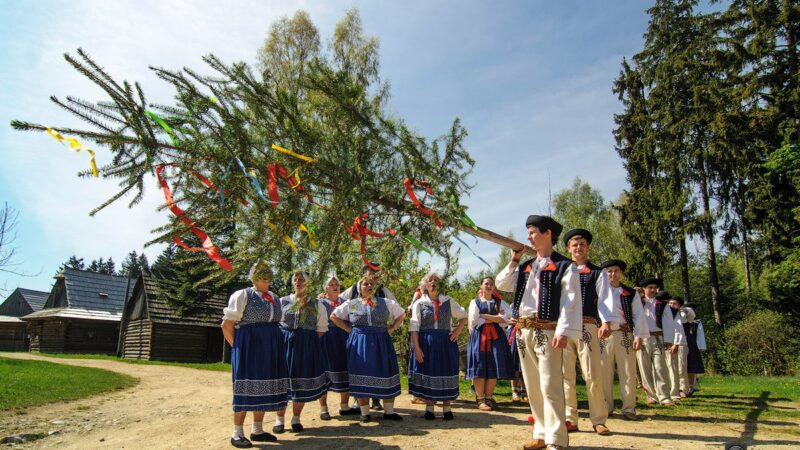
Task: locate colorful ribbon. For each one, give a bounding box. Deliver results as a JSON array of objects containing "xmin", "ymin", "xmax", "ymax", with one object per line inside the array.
[
  {"xmin": 454, "ymin": 234, "xmax": 492, "ymax": 268},
  {"xmin": 235, "ymin": 158, "xmax": 268, "ymax": 202},
  {"xmin": 271, "ymin": 144, "xmax": 316, "ymax": 163},
  {"xmin": 144, "ymin": 110, "xmax": 180, "ymax": 146},
  {"xmin": 403, "ymin": 178, "xmax": 443, "ymax": 227},
  {"xmin": 266, "ymin": 162, "xmax": 324, "ymax": 208},
  {"xmin": 46, "ymin": 128, "xmax": 99, "ymax": 177},
  {"xmin": 480, "ymin": 323, "xmax": 499, "ymax": 352},
  {"xmin": 265, "ymin": 215, "xmax": 298, "ymax": 252},
  {"xmin": 298, "ymin": 224, "xmax": 318, "ymax": 249},
  {"xmin": 401, "ymin": 234, "xmax": 431, "ymax": 254},
  {"xmin": 344, "ymin": 213, "xmax": 396, "ymax": 271},
  {"xmin": 155, "ymin": 164, "xmax": 232, "ymax": 271}
]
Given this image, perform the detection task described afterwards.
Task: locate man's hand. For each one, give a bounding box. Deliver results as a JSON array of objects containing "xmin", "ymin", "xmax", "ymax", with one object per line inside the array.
[
  {"xmin": 510, "ymin": 248, "xmax": 525, "ymax": 265},
  {"xmin": 632, "ymin": 337, "xmax": 642, "ymax": 351},
  {"xmin": 598, "ymin": 322, "xmax": 612, "ymax": 339},
  {"xmin": 669, "ymin": 344, "xmax": 678, "ymax": 354},
  {"xmin": 551, "ymin": 335, "xmax": 568, "ymax": 348}
]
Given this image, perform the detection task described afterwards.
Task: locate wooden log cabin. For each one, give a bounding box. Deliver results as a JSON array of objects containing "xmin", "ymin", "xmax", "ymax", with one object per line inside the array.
[
  {"xmin": 119, "ymin": 274, "xmax": 227, "ymax": 363},
  {"xmin": 22, "ymin": 269, "xmax": 127, "ymax": 354},
  {"xmin": 0, "ymin": 288, "xmax": 48, "ymax": 351}
]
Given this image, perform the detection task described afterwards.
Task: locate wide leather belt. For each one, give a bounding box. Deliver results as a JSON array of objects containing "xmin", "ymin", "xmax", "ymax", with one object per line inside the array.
[
  {"xmin": 582, "ymin": 316, "xmax": 599, "ymax": 325},
  {"xmin": 650, "ymin": 331, "xmax": 663, "ymax": 336},
  {"xmin": 616, "ymin": 323, "xmax": 632, "ymax": 333},
  {"xmin": 517, "ymin": 315, "xmax": 557, "ymax": 331}
]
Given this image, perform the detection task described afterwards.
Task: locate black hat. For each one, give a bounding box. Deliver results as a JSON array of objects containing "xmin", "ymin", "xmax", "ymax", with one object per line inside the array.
[
  {"xmin": 655, "ymin": 290, "xmax": 672, "ymax": 301},
  {"xmin": 671, "ymin": 295, "xmax": 685, "ymax": 306},
  {"xmin": 638, "ymin": 277, "xmax": 663, "ymax": 289},
  {"xmin": 601, "ymin": 259, "xmax": 628, "ymax": 271},
  {"xmin": 563, "ymin": 228, "xmax": 593, "ymax": 246},
  {"xmin": 525, "ymin": 215, "xmax": 563, "ymax": 238}
]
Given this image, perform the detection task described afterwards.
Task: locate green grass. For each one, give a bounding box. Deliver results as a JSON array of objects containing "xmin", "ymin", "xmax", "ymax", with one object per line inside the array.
[
  {"xmin": 37, "ymin": 353, "xmax": 231, "ymax": 372},
  {"xmin": 0, "ymin": 358, "xmax": 138, "ymax": 410}
]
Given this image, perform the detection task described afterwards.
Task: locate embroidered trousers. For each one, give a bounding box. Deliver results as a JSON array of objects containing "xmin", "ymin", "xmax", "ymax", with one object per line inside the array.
[
  {"xmin": 637, "ymin": 335, "xmax": 670, "ymax": 403},
  {"xmin": 562, "ymin": 322, "xmax": 607, "ymax": 426},
  {"xmin": 600, "ymin": 328, "xmax": 638, "ymax": 414}
]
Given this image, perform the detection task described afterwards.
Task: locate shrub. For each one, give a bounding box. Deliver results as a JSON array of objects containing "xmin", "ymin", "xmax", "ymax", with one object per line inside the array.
[{"xmin": 723, "ymin": 309, "xmax": 799, "ymax": 376}]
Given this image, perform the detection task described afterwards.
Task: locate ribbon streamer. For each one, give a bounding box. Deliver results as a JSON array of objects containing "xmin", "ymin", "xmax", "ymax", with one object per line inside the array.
[
  {"xmin": 403, "ymin": 178, "xmax": 443, "ymax": 227},
  {"xmin": 144, "ymin": 110, "xmax": 180, "ymax": 146},
  {"xmin": 400, "ymin": 234, "xmax": 431, "ymax": 254},
  {"xmin": 155, "ymin": 164, "xmax": 232, "ymax": 271},
  {"xmin": 266, "ymin": 162, "xmax": 324, "ymax": 208},
  {"xmin": 265, "ymin": 215, "xmax": 298, "ymax": 252},
  {"xmin": 454, "ymin": 234, "xmax": 492, "ymax": 269},
  {"xmin": 298, "ymin": 224, "xmax": 318, "ymax": 249},
  {"xmin": 271, "ymin": 144, "xmax": 316, "ymax": 163},
  {"xmin": 235, "ymin": 158, "xmax": 268, "ymax": 202},
  {"xmin": 344, "ymin": 213, "xmax": 396, "ymax": 271},
  {"xmin": 46, "ymin": 128, "xmax": 99, "ymax": 177}
]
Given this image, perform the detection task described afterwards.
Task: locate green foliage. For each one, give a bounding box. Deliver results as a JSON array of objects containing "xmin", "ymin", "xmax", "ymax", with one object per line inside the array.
[
  {"xmin": 0, "ymin": 358, "xmax": 138, "ymax": 410},
  {"xmin": 723, "ymin": 310, "xmax": 800, "ymax": 376}
]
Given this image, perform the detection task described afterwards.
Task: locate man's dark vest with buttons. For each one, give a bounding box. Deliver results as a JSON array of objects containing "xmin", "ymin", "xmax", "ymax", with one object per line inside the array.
[{"xmin": 512, "ymin": 251, "xmax": 573, "ymax": 321}]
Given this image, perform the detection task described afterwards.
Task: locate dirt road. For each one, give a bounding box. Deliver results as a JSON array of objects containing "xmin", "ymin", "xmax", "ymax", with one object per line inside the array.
[{"xmin": 1, "ymin": 353, "xmax": 798, "ymax": 449}]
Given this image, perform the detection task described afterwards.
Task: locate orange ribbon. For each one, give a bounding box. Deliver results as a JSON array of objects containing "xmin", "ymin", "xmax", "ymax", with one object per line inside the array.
[
  {"xmin": 403, "ymin": 178, "xmax": 443, "ymax": 227},
  {"xmin": 344, "ymin": 213, "xmax": 396, "ymax": 271},
  {"xmin": 266, "ymin": 162, "xmax": 324, "ymax": 208}
]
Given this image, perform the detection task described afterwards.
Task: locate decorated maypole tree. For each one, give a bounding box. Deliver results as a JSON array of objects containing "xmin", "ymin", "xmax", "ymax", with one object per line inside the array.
[{"xmin": 12, "ymin": 11, "xmax": 516, "ymax": 295}]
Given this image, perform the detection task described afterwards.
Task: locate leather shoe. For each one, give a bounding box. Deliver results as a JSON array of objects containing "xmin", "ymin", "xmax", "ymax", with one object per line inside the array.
[
  {"xmin": 522, "ymin": 439, "xmax": 545, "ymax": 450},
  {"xmin": 230, "ymin": 436, "xmax": 253, "ymax": 448},
  {"xmin": 622, "ymin": 411, "xmax": 638, "ymax": 421},
  {"xmin": 340, "ymin": 406, "xmax": 360, "ymax": 416},
  {"xmin": 320, "ymin": 411, "xmax": 331, "ymax": 420},
  {"xmin": 661, "ymin": 400, "xmax": 675, "ymax": 407},
  {"xmin": 272, "ymin": 424, "xmax": 284, "ymax": 434},
  {"xmin": 250, "ymin": 432, "xmax": 276, "ymax": 442},
  {"xmin": 424, "ymin": 411, "xmax": 435, "ymax": 420},
  {"xmin": 593, "ymin": 424, "xmax": 611, "ymax": 435},
  {"xmin": 291, "ymin": 423, "xmax": 304, "ymax": 432},
  {"xmin": 565, "ymin": 420, "xmax": 579, "ymax": 432},
  {"xmin": 360, "ymin": 414, "xmax": 371, "ymax": 423},
  {"xmin": 443, "ymin": 411, "xmax": 454, "ymax": 421},
  {"xmin": 382, "ymin": 413, "xmax": 403, "ymax": 421}
]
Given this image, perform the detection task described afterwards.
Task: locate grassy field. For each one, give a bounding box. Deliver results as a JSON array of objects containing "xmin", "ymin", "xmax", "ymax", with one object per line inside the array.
[
  {"xmin": 38, "ymin": 353, "xmax": 231, "ymax": 372},
  {"xmin": 0, "ymin": 358, "xmax": 138, "ymax": 410}
]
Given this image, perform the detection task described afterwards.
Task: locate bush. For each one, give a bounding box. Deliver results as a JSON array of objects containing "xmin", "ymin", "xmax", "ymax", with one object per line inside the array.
[{"xmin": 723, "ymin": 309, "xmax": 800, "ymax": 376}]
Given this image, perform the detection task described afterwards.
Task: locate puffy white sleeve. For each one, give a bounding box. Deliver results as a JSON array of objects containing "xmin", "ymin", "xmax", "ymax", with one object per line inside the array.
[
  {"xmin": 632, "ymin": 293, "xmax": 650, "ymax": 338},
  {"xmin": 385, "ymin": 298, "xmax": 406, "ymax": 321},
  {"xmin": 408, "ymin": 299, "xmax": 423, "ymax": 332},
  {"xmin": 596, "ymin": 271, "xmax": 618, "ymax": 325},
  {"xmin": 223, "ymin": 289, "xmax": 248, "ymax": 322},
  {"xmin": 681, "ymin": 306, "xmax": 696, "ymax": 323},
  {"xmin": 556, "ymin": 265, "xmax": 583, "ymax": 338},
  {"xmin": 316, "ymin": 301, "xmax": 329, "ymax": 333},
  {"xmin": 468, "ymin": 300, "xmax": 481, "ymax": 332},
  {"xmin": 332, "ymin": 300, "xmax": 352, "ymax": 320},
  {"xmin": 696, "ymin": 322, "xmax": 706, "ymax": 350},
  {"xmin": 495, "ymin": 262, "xmax": 520, "ymax": 292},
  {"xmin": 499, "ymin": 301, "xmax": 513, "ymax": 325},
  {"xmin": 449, "ymin": 296, "xmax": 468, "ymax": 322}
]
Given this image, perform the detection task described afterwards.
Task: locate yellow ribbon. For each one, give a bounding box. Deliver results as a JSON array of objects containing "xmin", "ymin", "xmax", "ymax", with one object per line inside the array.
[
  {"xmin": 271, "ymin": 144, "xmax": 316, "ymax": 163},
  {"xmin": 265, "ymin": 216, "xmax": 298, "ymax": 252},
  {"xmin": 46, "ymin": 128, "xmax": 99, "ymax": 177},
  {"xmin": 298, "ymin": 224, "xmax": 318, "ymax": 249}
]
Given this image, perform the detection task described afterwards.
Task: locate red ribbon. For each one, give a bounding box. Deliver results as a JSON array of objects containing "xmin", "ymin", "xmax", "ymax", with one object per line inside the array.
[
  {"xmin": 156, "ymin": 164, "xmax": 232, "ymax": 271},
  {"xmin": 364, "ymin": 298, "xmax": 375, "ymax": 308},
  {"xmin": 260, "ymin": 291, "xmax": 275, "ymax": 305},
  {"xmin": 543, "ymin": 261, "xmax": 557, "ymax": 272},
  {"xmin": 403, "ymin": 178, "xmax": 443, "ymax": 227},
  {"xmin": 432, "ymin": 298, "xmax": 441, "ymax": 322},
  {"xmin": 580, "ymin": 266, "xmax": 592, "ymax": 274},
  {"xmin": 343, "ymin": 213, "xmax": 396, "ymax": 271},
  {"xmin": 266, "ymin": 162, "xmax": 324, "ymax": 208},
  {"xmin": 193, "ymin": 171, "xmax": 249, "ymax": 207},
  {"xmin": 480, "ymin": 323, "xmax": 498, "ymax": 352}
]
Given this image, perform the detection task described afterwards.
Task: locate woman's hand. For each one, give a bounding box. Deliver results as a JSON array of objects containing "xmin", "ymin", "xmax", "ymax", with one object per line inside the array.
[{"xmin": 414, "ymin": 347, "xmax": 424, "ymax": 364}]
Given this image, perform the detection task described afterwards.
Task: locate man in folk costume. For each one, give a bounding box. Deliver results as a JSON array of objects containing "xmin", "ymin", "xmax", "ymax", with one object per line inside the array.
[
  {"xmin": 636, "ymin": 280, "xmax": 674, "ymax": 406},
  {"xmin": 560, "ymin": 229, "xmax": 614, "ymax": 436},
  {"xmin": 598, "ymin": 259, "xmax": 649, "ymax": 421},
  {"xmin": 496, "ymin": 215, "xmax": 582, "ymax": 450},
  {"xmin": 663, "ymin": 294, "xmax": 690, "ymax": 403}
]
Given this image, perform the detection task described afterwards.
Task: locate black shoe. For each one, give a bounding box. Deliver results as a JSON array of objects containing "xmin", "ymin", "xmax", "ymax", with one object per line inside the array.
[
  {"xmin": 291, "ymin": 423, "xmax": 304, "ymax": 432},
  {"xmin": 250, "ymin": 432, "xmax": 277, "ymax": 442},
  {"xmin": 443, "ymin": 411, "xmax": 454, "ymax": 421},
  {"xmin": 320, "ymin": 411, "xmax": 331, "ymax": 420},
  {"xmin": 340, "ymin": 407, "xmax": 360, "ymax": 416},
  {"xmin": 272, "ymin": 424, "xmax": 285, "ymax": 434},
  {"xmin": 230, "ymin": 436, "xmax": 252, "ymax": 448},
  {"xmin": 424, "ymin": 411, "xmax": 435, "ymax": 420},
  {"xmin": 371, "ymin": 399, "xmax": 383, "ymax": 411},
  {"xmin": 382, "ymin": 413, "xmax": 403, "ymax": 421},
  {"xmin": 360, "ymin": 414, "xmax": 371, "ymax": 423}
]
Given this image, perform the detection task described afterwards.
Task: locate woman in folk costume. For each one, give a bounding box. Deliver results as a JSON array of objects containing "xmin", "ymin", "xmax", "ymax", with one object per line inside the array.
[
  {"xmin": 683, "ymin": 302, "xmax": 705, "ymax": 394},
  {"xmin": 317, "ymin": 275, "xmax": 357, "ymax": 418},
  {"xmin": 466, "ymin": 277, "xmax": 515, "ymax": 411},
  {"xmin": 408, "ymin": 272, "xmax": 468, "ymax": 420},
  {"xmin": 330, "ymin": 273, "xmax": 406, "ymax": 422},
  {"xmin": 274, "ymin": 271, "xmax": 330, "ymax": 434},
  {"xmin": 221, "ymin": 261, "xmax": 288, "ymax": 448}
]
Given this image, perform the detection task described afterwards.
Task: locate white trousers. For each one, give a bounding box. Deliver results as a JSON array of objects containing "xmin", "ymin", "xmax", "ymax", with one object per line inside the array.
[
  {"xmin": 600, "ymin": 329, "xmax": 637, "ymax": 414},
  {"xmin": 636, "ymin": 334, "xmax": 670, "ymax": 403},
  {"xmin": 562, "ymin": 322, "xmax": 607, "ymax": 426}
]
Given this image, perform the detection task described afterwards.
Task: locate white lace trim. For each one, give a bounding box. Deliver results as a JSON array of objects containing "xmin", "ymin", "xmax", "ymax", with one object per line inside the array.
[
  {"xmin": 349, "ymin": 373, "xmax": 400, "ymax": 388},
  {"xmin": 407, "ymin": 372, "xmax": 459, "ymax": 390},
  {"xmin": 233, "ymin": 378, "xmax": 289, "ymax": 396}
]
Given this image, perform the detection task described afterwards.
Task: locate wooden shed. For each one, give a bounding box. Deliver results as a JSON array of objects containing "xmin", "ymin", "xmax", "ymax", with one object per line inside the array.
[
  {"xmin": 0, "ymin": 288, "xmax": 49, "ymax": 350},
  {"xmin": 119, "ymin": 274, "xmax": 227, "ymax": 363},
  {"xmin": 22, "ymin": 269, "xmax": 128, "ymax": 354}
]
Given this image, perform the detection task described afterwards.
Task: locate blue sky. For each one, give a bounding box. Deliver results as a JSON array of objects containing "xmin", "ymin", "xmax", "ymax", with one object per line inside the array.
[{"xmin": 0, "ymin": 1, "xmax": 656, "ymax": 296}]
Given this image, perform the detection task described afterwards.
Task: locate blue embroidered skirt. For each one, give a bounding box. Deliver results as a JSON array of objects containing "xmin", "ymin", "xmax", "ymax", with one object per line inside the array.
[
  {"xmin": 231, "ymin": 322, "xmax": 289, "ymax": 412},
  {"xmin": 509, "ymin": 326, "xmax": 521, "ymax": 373},
  {"xmin": 320, "ymin": 326, "xmax": 350, "ymax": 392},
  {"xmin": 347, "ymin": 326, "xmax": 401, "ymax": 399},
  {"xmin": 408, "ymin": 329, "xmax": 460, "ymax": 401},
  {"xmin": 283, "ymin": 327, "xmax": 330, "ymax": 402},
  {"xmin": 466, "ymin": 323, "xmax": 514, "ymax": 380}
]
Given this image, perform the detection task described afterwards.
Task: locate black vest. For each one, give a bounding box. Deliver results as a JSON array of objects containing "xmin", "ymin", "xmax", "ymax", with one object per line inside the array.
[
  {"xmin": 348, "ymin": 284, "xmax": 388, "ymax": 300},
  {"xmin": 577, "ymin": 261, "xmax": 602, "ymax": 319},
  {"xmin": 641, "ymin": 297, "xmax": 665, "ymax": 330},
  {"xmin": 512, "ymin": 251, "xmax": 573, "ymax": 321},
  {"xmin": 619, "ymin": 283, "xmax": 636, "ymax": 328}
]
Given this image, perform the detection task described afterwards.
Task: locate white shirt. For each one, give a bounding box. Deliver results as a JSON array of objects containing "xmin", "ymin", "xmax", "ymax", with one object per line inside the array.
[
  {"xmin": 662, "ymin": 306, "xmax": 687, "ymax": 345},
  {"xmin": 578, "ymin": 264, "xmax": 617, "ymax": 324},
  {"xmin": 495, "ymin": 256, "xmax": 582, "ymax": 338},
  {"xmin": 408, "ymin": 294, "xmax": 467, "ymax": 332},
  {"xmin": 331, "ymin": 297, "xmax": 405, "ymax": 326},
  {"xmin": 280, "ymin": 294, "xmax": 329, "ymax": 333},
  {"xmin": 467, "ymin": 298, "xmax": 513, "ymax": 332},
  {"xmin": 222, "ymin": 288, "xmax": 278, "ymax": 322},
  {"xmin": 695, "ymin": 321, "xmax": 706, "ymax": 350},
  {"xmin": 610, "ymin": 286, "xmax": 649, "ymax": 338},
  {"xmin": 642, "ymin": 297, "xmax": 661, "ymax": 332}
]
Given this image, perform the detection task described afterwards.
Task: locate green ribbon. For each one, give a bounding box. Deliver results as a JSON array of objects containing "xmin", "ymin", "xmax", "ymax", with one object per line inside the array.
[
  {"xmin": 145, "ymin": 110, "xmax": 179, "ymax": 146},
  {"xmin": 401, "ymin": 234, "xmax": 431, "ymax": 254}
]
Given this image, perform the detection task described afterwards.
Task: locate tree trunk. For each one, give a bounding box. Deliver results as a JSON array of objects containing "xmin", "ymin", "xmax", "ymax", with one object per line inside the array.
[
  {"xmin": 677, "ymin": 213, "xmax": 692, "ymax": 304},
  {"xmin": 741, "ymin": 224, "xmax": 752, "ymax": 293},
  {"xmin": 697, "ymin": 157, "xmax": 723, "ymax": 325}
]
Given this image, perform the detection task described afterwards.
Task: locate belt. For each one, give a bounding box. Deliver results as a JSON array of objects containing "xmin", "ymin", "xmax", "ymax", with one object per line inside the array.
[
  {"xmin": 582, "ymin": 316, "xmax": 599, "ymax": 325},
  {"xmin": 517, "ymin": 315, "xmax": 557, "ymax": 331},
  {"xmin": 650, "ymin": 331, "xmax": 663, "ymax": 336},
  {"xmin": 615, "ymin": 323, "xmax": 632, "ymax": 333}
]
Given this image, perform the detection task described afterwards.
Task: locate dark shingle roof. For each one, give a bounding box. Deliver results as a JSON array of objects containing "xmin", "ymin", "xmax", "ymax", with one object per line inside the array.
[
  {"xmin": 16, "ymin": 288, "xmax": 49, "ymax": 311},
  {"xmin": 63, "ymin": 268, "xmax": 129, "ymax": 314},
  {"xmin": 141, "ymin": 275, "xmax": 227, "ymax": 327}
]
